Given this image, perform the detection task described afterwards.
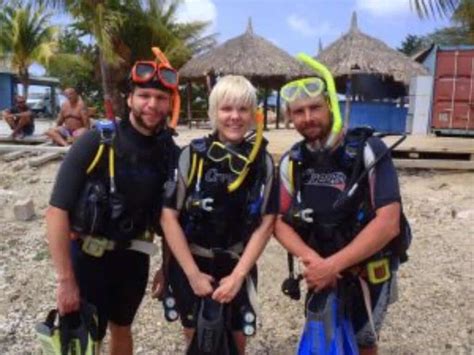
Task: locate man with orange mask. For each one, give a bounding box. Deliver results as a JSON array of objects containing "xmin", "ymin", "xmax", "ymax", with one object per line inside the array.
[{"xmin": 46, "ymin": 57, "xmax": 180, "ymax": 355}]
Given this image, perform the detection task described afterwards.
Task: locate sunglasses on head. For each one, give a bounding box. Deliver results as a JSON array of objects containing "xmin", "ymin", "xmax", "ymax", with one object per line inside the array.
[{"xmin": 280, "ymin": 77, "xmax": 326, "ymax": 103}]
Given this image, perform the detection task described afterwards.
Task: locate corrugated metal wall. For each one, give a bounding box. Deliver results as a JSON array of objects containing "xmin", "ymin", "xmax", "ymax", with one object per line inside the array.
[
  {"xmin": 432, "ymin": 49, "xmax": 474, "ymax": 133},
  {"xmin": 0, "ymin": 74, "xmax": 14, "ymax": 111},
  {"xmin": 346, "ymin": 101, "xmax": 407, "ymax": 133}
]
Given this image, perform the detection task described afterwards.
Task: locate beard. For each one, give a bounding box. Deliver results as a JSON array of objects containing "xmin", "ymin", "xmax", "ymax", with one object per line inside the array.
[
  {"xmin": 131, "ymin": 108, "xmax": 164, "ymax": 133},
  {"xmin": 301, "ymin": 121, "xmax": 331, "ymax": 143}
]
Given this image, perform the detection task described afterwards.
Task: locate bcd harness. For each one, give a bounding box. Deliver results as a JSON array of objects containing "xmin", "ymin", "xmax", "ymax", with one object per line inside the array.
[
  {"xmin": 70, "ymin": 120, "xmax": 174, "ymax": 257},
  {"xmin": 169, "ymin": 134, "xmax": 270, "ymax": 330},
  {"xmin": 281, "ymin": 127, "xmax": 412, "ymax": 339}
]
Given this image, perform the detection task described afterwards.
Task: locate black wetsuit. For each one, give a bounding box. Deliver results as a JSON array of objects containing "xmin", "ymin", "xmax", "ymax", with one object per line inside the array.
[
  {"xmin": 279, "ymin": 135, "xmax": 401, "ymax": 347},
  {"xmin": 49, "ymin": 118, "xmax": 179, "ymax": 339},
  {"xmin": 164, "ymin": 136, "xmax": 278, "ymax": 330}
]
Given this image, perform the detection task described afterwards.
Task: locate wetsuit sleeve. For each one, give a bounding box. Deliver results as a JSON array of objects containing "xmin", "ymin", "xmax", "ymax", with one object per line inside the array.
[
  {"xmin": 49, "ymin": 130, "xmax": 101, "ymax": 211},
  {"xmin": 163, "ymin": 145, "xmax": 190, "ymax": 212},
  {"xmin": 278, "ymin": 153, "xmax": 293, "ymax": 215},
  {"xmin": 261, "ymin": 152, "xmax": 278, "ymax": 215},
  {"xmin": 364, "ymin": 137, "xmax": 401, "ymax": 210}
]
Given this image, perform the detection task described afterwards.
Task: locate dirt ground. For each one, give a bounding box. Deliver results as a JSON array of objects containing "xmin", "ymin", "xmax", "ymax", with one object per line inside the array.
[{"xmin": 0, "ymin": 128, "xmax": 473, "ymax": 354}]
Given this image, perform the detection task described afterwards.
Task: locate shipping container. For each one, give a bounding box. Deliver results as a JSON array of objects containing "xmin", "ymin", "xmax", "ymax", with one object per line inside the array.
[{"xmin": 431, "ymin": 47, "xmax": 474, "ymax": 136}]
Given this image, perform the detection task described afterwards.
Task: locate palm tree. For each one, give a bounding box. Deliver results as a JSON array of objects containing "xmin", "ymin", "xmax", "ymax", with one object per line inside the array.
[
  {"xmin": 32, "ymin": 0, "xmax": 215, "ymax": 118},
  {"xmin": 410, "ymin": 0, "xmax": 460, "ymax": 18},
  {"xmin": 452, "ymin": 0, "xmax": 474, "ymax": 42},
  {"xmin": 410, "ymin": 0, "xmax": 473, "ymax": 43},
  {"xmin": 0, "ymin": 3, "xmax": 58, "ymax": 97}
]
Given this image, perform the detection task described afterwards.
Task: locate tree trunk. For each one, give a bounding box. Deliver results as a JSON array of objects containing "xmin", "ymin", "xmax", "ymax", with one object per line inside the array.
[
  {"xmin": 99, "ymin": 52, "xmax": 115, "ymax": 120},
  {"xmin": 20, "ymin": 69, "xmax": 29, "ymax": 98}
]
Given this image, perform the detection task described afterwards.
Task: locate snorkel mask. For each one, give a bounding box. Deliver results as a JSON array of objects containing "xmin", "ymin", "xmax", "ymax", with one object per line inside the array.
[
  {"xmin": 188, "ymin": 108, "xmax": 264, "ymax": 193},
  {"xmin": 280, "ymin": 54, "xmax": 343, "ymax": 149},
  {"xmin": 130, "ymin": 47, "xmax": 181, "ymax": 131}
]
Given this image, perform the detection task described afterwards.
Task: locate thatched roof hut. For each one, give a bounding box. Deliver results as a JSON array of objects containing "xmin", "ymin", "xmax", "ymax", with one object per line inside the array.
[
  {"xmin": 179, "ymin": 19, "xmax": 312, "ymax": 88},
  {"xmin": 180, "ymin": 19, "xmax": 314, "ymax": 128},
  {"xmin": 317, "ymin": 12, "xmax": 428, "ymax": 96}
]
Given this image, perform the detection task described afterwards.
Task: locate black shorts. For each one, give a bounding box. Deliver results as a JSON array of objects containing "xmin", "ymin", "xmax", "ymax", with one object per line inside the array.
[
  {"xmin": 71, "ymin": 241, "xmax": 149, "ymax": 339},
  {"xmin": 168, "ymin": 255, "xmax": 257, "ymax": 331},
  {"xmin": 22, "ymin": 123, "xmax": 34, "ymax": 136}
]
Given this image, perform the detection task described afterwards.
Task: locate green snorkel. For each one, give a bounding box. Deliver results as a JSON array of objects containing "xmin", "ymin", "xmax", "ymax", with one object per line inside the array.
[{"xmin": 296, "ymin": 53, "xmax": 343, "ymax": 149}]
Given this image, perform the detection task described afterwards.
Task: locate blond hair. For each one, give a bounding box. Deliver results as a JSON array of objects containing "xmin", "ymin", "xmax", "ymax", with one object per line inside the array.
[{"xmin": 208, "ymin": 75, "xmax": 257, "ymax": 128}]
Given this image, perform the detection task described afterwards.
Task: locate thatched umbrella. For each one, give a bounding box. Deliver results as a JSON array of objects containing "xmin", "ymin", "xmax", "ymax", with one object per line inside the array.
[
  {"xmin": 179, "ymin": 19, "xmax": 312, "ymax": 128},
  {"xmin": 317, "ymin": 12, "xmax": 428, "ymax": 124}
]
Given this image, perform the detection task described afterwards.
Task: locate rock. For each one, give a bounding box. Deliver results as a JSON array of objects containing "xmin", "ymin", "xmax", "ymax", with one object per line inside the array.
[
  {"xmin": 13, "ymin": 198, "xmax": 35, "ymax": 221},
  {"xmin": 457, "ymin": 209, "xmax": 474, "ymax": 220},
  {"xmin": 11, "ymin": 163, "xmax": 26, "ymax": 172},
  {"xmin": 28, "ymin": 177, "xmax": 40, "ymax": 184}
]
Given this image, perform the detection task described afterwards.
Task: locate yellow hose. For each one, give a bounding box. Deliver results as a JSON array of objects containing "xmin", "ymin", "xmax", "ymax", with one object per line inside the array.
[
  {"xmin": 227, "ymin": 109, "xmax": 264, "ymax": 192},
  {"xmin": 86, "ymin": 144, "xmax": 105, "ymax": 174}
]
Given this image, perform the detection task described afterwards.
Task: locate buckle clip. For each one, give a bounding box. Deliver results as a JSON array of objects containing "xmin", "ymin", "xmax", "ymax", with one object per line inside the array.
[
  {"xmin": 297, "ymin": 208, "xmax": 314, "ymax": 223},
  {"xmin": 366, "ymin": 258, "xmax": 391, "ymax": 284},
  {"xmin": 81, "ymin": 236, "xmax": 108, "ymax": 257}
]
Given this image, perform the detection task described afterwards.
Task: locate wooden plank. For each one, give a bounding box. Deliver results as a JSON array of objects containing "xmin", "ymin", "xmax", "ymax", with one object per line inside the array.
[
  {"xmin": 0, "ymin": 144, "xmax": 68, "ymax": 153},
  {"xmin": 393, "ymin": 159, "xmax": 474, "ymax": 170},
  {"xmin": 383, "ymin": 135, "xmax": 474, "ymax": 154},
  {"xmin": 28, "ymin": 152, "xmax": 62, "ymax": 167},
  {"xmin": 0, "ymin": 135, "xmax": 48, "ymax": 144},
  {"xmin": 2, "ymin": 141, "xmax": 52, "ymax": 162},
  {"xmin": 2, "ymin": 150, "xmax": 27, "ymax": 162}
]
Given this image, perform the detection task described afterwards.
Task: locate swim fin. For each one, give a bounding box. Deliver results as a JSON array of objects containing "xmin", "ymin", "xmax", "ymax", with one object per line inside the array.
[
  {"xmin": 297, "ymin": 289, "xmax": 358, "ymax": 355},
  {"xmin": 186, "ymin": 297, "xmax": 238, "ymax": 355},
  {"xmin": 35, "ymin": 302, "xmax": 99, "ymax": 355}
]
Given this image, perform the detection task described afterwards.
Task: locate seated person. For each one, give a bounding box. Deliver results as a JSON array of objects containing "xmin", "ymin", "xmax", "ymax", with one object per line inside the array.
[
  {"xmin": 2, "ymin": 95, "xmax": 34, "ymax": 139},
  {"xmin": 46, "ymin": 87, "xmax": 90, "ymax": 146}
]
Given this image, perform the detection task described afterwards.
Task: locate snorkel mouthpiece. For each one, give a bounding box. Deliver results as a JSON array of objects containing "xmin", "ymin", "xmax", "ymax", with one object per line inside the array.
[{"xmin": 296, "ymin": 53, "xmax": 343, "ymax": 149}]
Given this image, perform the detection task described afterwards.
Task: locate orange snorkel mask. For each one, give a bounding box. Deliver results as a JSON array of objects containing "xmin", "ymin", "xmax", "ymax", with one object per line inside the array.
[{"xmin": 130, "ymin": 47, "xmax": 181, "ymax": 131}]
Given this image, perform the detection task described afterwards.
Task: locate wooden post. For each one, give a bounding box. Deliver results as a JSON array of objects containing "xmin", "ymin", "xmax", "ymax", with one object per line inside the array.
[
  {"xmin": 264, "ymin": 88, "xmax": 269, "ymax": 131},
  {"xmin": 276, "ymin": 90, "xmax": 281, "ymax": 129},
  {"xmin": 344, "ymin": 76, "xmax": 352, "ymax": 128},
  {"xmin": 186, "ymin": 82, "xmax": 193, "ymax": 129}
]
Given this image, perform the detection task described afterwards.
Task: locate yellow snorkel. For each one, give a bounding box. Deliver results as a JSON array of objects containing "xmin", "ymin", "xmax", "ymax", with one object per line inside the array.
[
  {"xmin": 227, "ymin": 108, "xmax": 264, "ymax": 192},
  {"xmin": 296, "ymin": 53, "xmax": 343, "ymax": 149}
]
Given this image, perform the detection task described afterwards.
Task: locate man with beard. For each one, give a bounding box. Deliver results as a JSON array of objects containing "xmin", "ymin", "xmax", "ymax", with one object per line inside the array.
[
  {"xmin": 45, "ymin": 58, "xmax": 180, "ymax": 354},
  {"xmin": 274, "ymin": 73, "xmax": 403, "ymax": 355}
]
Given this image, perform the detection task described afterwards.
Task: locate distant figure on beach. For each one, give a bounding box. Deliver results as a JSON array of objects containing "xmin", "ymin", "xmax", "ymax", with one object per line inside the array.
[
  {"xmin": 2, "ymin": 95, "xmax": 34, "ymax": 139},
  {"xmin": 46, "ymin": 87, "xmax": 90, "ymax": 146}
]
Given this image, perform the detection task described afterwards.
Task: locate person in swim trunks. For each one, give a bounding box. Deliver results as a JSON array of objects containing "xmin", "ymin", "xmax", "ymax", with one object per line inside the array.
[
  {"xmin": 46, "ymin": 87, "xmax": 90, "ymax": 146},
  {"xmin": 2, "ymin": 95, "xmax": 34, "ymax": 139}
]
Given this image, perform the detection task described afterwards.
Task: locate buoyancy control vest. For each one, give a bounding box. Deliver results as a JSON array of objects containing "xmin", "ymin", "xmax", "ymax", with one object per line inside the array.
[
  {"xmin": 283, "ymin": 127, "xmax": 412, "ymax": 262},
  {"xmin": 70, "ymin": 119, "xmax": 177, "ymax": 241},
  {"xmin": 181, "ymin": 135, "xmax": 269, "ymax": 249}
]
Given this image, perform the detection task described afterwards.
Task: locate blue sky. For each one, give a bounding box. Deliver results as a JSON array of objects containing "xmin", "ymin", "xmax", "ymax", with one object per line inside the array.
[
  {"xmin": 177, "ymin": 0, "xmax": 451, "ymax": 55},
  {"xmin": 31, "ymin": 0, "xmax": 451, "ymax": 81}
]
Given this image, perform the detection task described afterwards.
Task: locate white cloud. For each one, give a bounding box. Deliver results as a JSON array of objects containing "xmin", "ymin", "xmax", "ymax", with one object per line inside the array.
[
  {"xmin": 287, "ymin": 14, "xmax": 337, "ymax": 39},
  {"xmin": 355, "ymin": 0, "xmax": 411, "ymax": 16},
  {"xmin": 287, "ymin": 14, "xmax": 317, "ymax": 37},
  {"xmin": 176, "ymin": 0, "xmax": 218, "ymax": 32}
]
